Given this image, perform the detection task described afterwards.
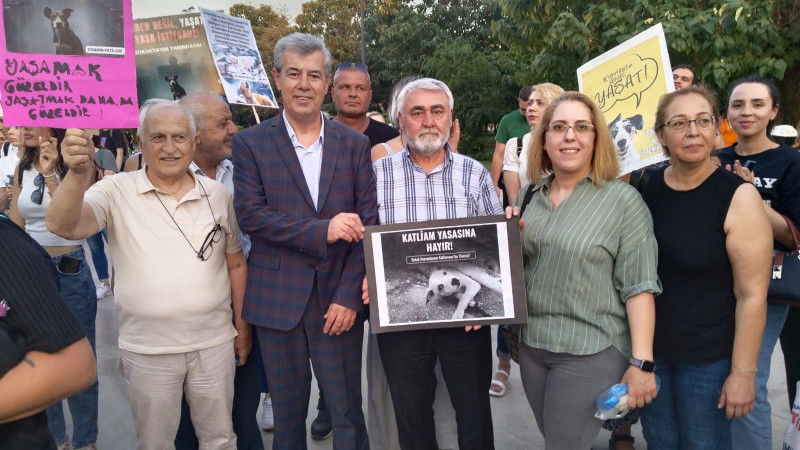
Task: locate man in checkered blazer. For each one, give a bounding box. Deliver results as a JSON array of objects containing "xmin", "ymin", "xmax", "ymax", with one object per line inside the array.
[{"xmin": 232, "ymin": 33, "xmax": 376, "ymax": 449}]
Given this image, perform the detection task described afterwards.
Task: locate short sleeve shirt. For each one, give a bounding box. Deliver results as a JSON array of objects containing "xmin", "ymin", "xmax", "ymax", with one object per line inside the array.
[
  {"xmin": 515, "ymin": 176, "xmax": 661, "ymax": 357},
  {"xmin": 494, "ymin": 109, "xmax": 530, "ymax": 144},
  {"xmin": 84, "ymin": 170, "xmax": 242, "ymax": 354}
]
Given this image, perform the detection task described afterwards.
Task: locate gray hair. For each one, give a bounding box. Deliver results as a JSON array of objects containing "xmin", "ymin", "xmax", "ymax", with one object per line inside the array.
[
  {"xmin": 178, "ymin": 93, "xmax": 227, "ymax": 131},
  {"xmin": 394, "ymin": 78, "xmax": 453, "ymax": 123},
  {"xmin": 387, "ymin": 75, "xmax": 422, "ymax": 124},
  {"xmin": 273, "ymin": 33, "xmax": 332, "ymax": 77},
  {"xmin": 137, "ymin": 99, "xmax": 196, "ymax": 141}
]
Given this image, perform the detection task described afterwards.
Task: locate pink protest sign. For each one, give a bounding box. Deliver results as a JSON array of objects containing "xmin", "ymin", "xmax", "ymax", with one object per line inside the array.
[{"xmin": 0, "ymin": 0, "xmax": 138, "ymax": 128}]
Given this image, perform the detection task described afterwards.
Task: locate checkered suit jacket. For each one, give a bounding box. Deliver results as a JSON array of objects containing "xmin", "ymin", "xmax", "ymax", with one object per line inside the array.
[{"xmin": 232, "ymin": 114, "xmax": 378, "ymax": 331}]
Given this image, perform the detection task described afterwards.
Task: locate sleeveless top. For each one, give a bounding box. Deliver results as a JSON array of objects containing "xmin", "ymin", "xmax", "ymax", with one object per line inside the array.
[
  {"xmin": 380, "ymin": 142, "xmax": 396, "ymax": 155},
  {"xmin": 640, "ymin": 166, "xmax": 744, "ymax": 364},
  {"xmin": 17, "ymin": 166, "xmax": 83, "ymax": 247}
]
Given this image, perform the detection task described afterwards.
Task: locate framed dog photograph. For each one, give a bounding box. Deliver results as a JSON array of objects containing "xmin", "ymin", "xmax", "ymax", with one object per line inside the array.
[{"xmin": 364, "ymin": 215, "xmax": 527, "ymax": 333}]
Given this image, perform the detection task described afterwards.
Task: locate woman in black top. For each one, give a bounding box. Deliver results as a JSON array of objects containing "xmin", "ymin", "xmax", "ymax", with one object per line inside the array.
[
  {"xmin": 638, "ymin": 86, "xmax": 771, "ymax": 449},
  {"xmin": 716, "ymin": 76, "xmax": 800, "ymax": 450}
]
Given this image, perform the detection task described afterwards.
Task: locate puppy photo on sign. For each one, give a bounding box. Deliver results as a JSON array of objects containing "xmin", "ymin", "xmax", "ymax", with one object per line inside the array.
[
  {"xmin": 5, "ymin": 0, "xmax": 124, "ymax": 57},
  {"xmin": 376, "ymin": 223, "xmax": 505, "ymax": 325}
]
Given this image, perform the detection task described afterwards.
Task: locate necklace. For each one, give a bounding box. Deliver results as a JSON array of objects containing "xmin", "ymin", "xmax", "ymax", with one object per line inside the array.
[{"xmin": 152, "ymin": 179, "xmax": 218, "ymax": 257}]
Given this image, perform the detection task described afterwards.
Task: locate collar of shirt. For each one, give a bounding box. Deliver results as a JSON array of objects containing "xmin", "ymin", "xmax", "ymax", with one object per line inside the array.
[
  {"xmin": 189, "ymin": 159, "xmax": 233, "ymax": 180},
  {"xmin": 539, "ymin": 172, "xmax": 596, "ymax": 193},
  {"xmin": 402, "ymin": 142, "xmax": 454, "ymax": 174},
  {"xmin": 282, "ymin": 111, "xmax": 325, "ymax": 152},
  {"xmin": 135, "ymin": 168, "xmax": 207, "ymax": 202}
]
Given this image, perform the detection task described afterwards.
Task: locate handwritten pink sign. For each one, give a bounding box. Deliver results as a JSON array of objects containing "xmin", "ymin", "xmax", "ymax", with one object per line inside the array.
[{"xmin": 0, "ymin": 0, "xmax": 138, "ymax": 128}]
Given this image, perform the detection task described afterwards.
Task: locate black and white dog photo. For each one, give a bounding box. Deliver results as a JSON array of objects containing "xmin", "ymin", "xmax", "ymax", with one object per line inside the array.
[
  {"xmin": 609, "ymin": 113, "xmax": 644, "ymax": 166},
  {"xmin": 44, "ymin": 7, "xmax": 85, "ymax": 55},
  {"xmin": 425, "ymin": 263, "xmax": 502, "ymax": 320},
  {"xmin": 165, "ymin": 75, "xmax": 187, "ymax": 100}
]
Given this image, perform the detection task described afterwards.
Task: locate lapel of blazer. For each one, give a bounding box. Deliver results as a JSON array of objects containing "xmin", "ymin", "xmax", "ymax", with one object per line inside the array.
[
  {"xmin": 271, "ymin": 115, "xmax": 316, "ymax": 211},
  {"xmin": 317, "ymin": 118, "xmax": 340, "ymax": 213}
]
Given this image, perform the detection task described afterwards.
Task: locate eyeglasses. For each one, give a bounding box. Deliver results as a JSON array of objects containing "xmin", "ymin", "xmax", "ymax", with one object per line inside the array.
[
  {"xmin": 198, "ymin": 223, "xmax": 222, "ymax": 261},
  {"xmin": 659, "ymin": 114, "xmax": 716, "ymax": 133},
  {"xmin": 336, "ymin": 61, "xmax": 368, "ymax": 73},
  {"xmin": 31, "ymin": 173, "xmax": 45, "ymax": 205},
  {"xmin": 547, "ymin": 121, "xmax": 596, "ymax": 135}
]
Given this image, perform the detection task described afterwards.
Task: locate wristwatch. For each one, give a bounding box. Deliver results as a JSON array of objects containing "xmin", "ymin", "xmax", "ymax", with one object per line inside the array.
[{"xmin": 629, "ymin": 357, "xmax": 656, "ymax": 373}]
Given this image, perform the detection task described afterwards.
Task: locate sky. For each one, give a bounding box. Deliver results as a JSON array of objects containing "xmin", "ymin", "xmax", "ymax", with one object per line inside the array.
[{"xmin": 133, "ymin": 0, "xmax": 306, "ymax": 20}]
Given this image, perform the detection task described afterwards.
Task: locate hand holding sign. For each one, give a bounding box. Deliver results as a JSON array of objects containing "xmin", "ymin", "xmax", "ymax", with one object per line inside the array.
[{"xmin": 61, "ymin": 129, "xmax": 95, "ymax": 174}]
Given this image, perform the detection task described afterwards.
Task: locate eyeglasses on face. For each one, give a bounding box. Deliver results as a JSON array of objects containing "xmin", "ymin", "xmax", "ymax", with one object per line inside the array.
[
  {"xmin": 31, "ymin": 172, "xmax": 45, "ymax": 205},
  {"xmin": 547, "ymin": 121, "xmax": 596, "ymax": 135},
  {"xmin": 197, "ymin": 223, "xmax": 222, "ymax": 261},
  {"xmin": 660, "ymin": 114, "xmax": 716, "ymax": 133}
]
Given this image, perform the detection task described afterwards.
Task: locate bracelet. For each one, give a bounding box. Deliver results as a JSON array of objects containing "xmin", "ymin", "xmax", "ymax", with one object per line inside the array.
[{"xmin": 732, "ymin": 365, "xmax": 758, "ymax": 374}]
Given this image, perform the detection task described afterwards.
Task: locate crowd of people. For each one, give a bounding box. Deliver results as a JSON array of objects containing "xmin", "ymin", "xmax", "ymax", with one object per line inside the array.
[{"xmin": 1, "ymin": 30, "xmax": 799, "ymax": 450}]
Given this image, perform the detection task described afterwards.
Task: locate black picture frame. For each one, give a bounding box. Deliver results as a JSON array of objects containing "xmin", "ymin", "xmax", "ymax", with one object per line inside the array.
[{"xmin": 364, "ymin": 215, "xmax": 527, "ymax": 333}]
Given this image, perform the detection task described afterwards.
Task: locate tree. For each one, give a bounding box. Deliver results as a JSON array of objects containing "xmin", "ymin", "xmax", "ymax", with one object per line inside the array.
[
  {"xmin": 495, "ymin": 0, "xmax": 800, "ymax": 123},
  {"xmin": 295, "ymin": 0, "xmax": 366, "ymax": 64},
  {"xmin": 365, "ymin": 0, "xmax": 517, "ymax": 158}
]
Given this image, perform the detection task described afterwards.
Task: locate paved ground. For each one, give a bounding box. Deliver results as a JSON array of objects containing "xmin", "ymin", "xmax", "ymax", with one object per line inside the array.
[{"xmin": 77, "ymin": 246, "xmax": 792, "ymax": 449}]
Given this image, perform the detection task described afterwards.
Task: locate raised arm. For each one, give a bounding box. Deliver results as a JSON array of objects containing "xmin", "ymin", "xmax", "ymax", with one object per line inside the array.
[
  {"xmin": 718, "ymin": 182, "xmax": 771, "ymax": 419},
  {"xmin": 45, "ymin": 129, "xmax": 100, "ymax": 239}
]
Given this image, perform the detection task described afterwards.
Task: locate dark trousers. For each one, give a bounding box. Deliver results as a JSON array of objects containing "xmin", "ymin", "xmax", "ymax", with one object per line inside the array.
[
  {"xmin": 175, "ymin": 326, "xmax": 264, "ymax": 450},
  {"xmin": 782, "ymin": 306, "xmax": 800, "ymax": 405},
  {"xmin": 377, "ymin": 326, "xmax": 494, "ymax": 450},
  {"xmin": 256, "ymin": 282, "xmax": 368, "ymax": 450}
]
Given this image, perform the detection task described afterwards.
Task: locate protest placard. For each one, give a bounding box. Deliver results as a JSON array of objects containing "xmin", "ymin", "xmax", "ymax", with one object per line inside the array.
[
  {"xmin": 1, "ymin": 0, "xmax": 138, "ymax": 128},
  {"xmin": 133, "ymin": 12, "xmax": 223, "ymax": 104},
  {"xmin": 578, "ymin": 23, "xmax": 674, "ymax": 175},
  {"xmin": 365, "ymin": 216, "xmax": 527, "ymax": 333},
  {"xmin": 199, "ymin": 8, "xmax": 276, "ymax": 108}
]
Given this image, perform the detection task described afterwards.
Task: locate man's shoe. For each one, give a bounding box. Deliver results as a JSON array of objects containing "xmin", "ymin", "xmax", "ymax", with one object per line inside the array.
[
  {"xmin": 261, "ymin": 394, "xmax": 274, "ymax": 431},
  {"xmin": 310, "ymin": 408, "xmax": 332, "ymax": 440}
]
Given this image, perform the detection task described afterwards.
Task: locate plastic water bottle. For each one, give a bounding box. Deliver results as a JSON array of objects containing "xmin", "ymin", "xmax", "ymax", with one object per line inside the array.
[{"xmin": 594, "ymin": 375, "xmax": 661, "ymax": 420}]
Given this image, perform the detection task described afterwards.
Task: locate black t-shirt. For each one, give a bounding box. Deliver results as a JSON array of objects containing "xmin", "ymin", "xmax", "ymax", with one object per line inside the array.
[
  {"xmin": 640, "ymin": 167, "xmax": 745, "ymax": 364},
  {"xmin": 0, "ymin": 218, "xmax": 87, "ymax": 449},
  {"xmin": 99, "ymin": 129, "xmax": 128, "ymax": 155},
  {"xmin": 363, "ymin": 119, "xmax": 399, "ymax": 148},
  {"xmin": 717, "ymin": 144, "xmax": 800, "ymax": 250}
]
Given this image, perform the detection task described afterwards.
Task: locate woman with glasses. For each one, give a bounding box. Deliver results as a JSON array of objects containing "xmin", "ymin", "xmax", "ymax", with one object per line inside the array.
[
  {"xmin": 8, "ymin": 126, "xmax": 99, "ymax": 450},
  {"xmin": 506, "ymin": 92, "xmax": 661, "ymax": 448},
  {"xmin": 636, "ymin": 85, "xmax": 771, "ymax": 449},
  {"xmin": 714, "ymin": 75, "xmax": 800, "ymax": 450}
]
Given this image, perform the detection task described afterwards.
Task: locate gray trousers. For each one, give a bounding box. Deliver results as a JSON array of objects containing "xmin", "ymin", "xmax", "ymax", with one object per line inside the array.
[{"xmin": 519, "ymin": 343, "xmax": 627, "ymax": 450}]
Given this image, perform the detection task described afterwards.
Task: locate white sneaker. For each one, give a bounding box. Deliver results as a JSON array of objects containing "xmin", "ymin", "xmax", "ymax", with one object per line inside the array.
[
  {"xmin": 56, "ymin": 436, "xmax": 71, "ymax": 450},
  {"xmin": 261, "ymin": 394, "xmax": 274, "ymax": 430},
  {"xmin": 96, "ymin": 285, "xmax": 112, "ymax": 299}
]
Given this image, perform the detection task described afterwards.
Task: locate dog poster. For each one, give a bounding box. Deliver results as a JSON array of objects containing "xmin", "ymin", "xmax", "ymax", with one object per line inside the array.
[
  {"xmin": 132, "ymin": 12, "xmax": 223, "ymax": 105},
  {"xmin": 199, "ymin": 8, "xmax": 276, "ymax": 108},
  {"xmin": 577, "ymin": 23, "xmax": 673, "ymax": 175},
  {"xmin": 0, "ymin": 0, "xmax": 138, "ymax": 128},
  {"xmin": 365, "ymin": 216, "xmax": 527, "ymax": 333}
]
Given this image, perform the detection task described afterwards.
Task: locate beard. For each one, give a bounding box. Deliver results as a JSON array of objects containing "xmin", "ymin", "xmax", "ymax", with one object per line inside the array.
[{"xmin": 404, "ymin": 126, "xmax": 449, "ymax": 156}]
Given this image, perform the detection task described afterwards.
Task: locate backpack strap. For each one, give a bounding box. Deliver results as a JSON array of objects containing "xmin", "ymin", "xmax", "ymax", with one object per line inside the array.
[
  {"xmin": 629, "ymin": 168, "xmax": 652, "ymax": 193},
  {"xmin": 519, "ymin": 183, "xmax": 542, "ymax": 216},
  {"xmin": 516, "ymin": 136, "xmax": 523, "ymax": 157},
  {"xmin": 137, "ymin": 153, "xmax": 143, "ymax": 170}
]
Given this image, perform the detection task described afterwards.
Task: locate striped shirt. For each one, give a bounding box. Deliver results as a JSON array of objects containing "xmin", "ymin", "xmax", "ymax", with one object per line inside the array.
[
  {"xmin": 373, "ymin": 146, "xmax": 502, "ymax": 225},
  {"xmin": 516, "ymin": 175, "xmax": 661, "ymax": 357}
]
